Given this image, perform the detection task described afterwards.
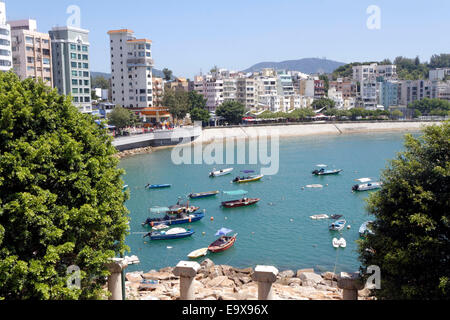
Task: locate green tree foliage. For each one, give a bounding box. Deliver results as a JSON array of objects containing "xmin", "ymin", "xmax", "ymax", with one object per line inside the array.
[
  {"xmin": 187, "ymin": 91, "xmax": 207, "ymax": 111},
  {"xmin": 394, "ymin": 56, "xmax": 429, "ymax": 80},
  {"xmin": 162, "ymin": 68, "xmax": 173, "ymax": 81},
  {"xmin": 90, "ymin": 76, "xmax": 110, "ymax": 90},
  {"xmin": 428, "ymin": 54, "xmax": 450, "ymax": 69},
  {"xmin": 162, "ymin": 89, "xmax": 189, "ymax": 121},
  {"xmin": 0, "ymin": 72, "xmax": 129, "ymax": 299},
  {"xmin": 107, "ymin": 106, "xmax": 135, "ymax": 129},
  {"xmin": 408, "ymin": 98, "xmax": 450, "ymax": 116},
  {"xmin": 390, "ymin": 110, "xmax": 404, "ymax": 119},
  {"xmin": 215, "ymin": 101, "xmax": 246, "ymax": 125},
  {"xmin": 358, "ymin": 122, "xmax": 450, "ymax": 299},
  {"xmin": 190, "ymin": 108, "xmax": 210, "ymax": 124},
  {"xmin": 311, "ymin": 98, "xmax": 336, "ymax": 110},
  {"xmin": 319, "ymin": 75, "xmax": 330, "ymax": 94}
]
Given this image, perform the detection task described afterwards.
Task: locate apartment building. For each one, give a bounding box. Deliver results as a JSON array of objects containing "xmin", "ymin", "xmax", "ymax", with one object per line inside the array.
[
  {"xmin": 222, "ymin": 77, "xmax": 237, "ymax": 102},
  {"xmin": 236, "ymin": 77, "xmax": 256, "ymax": 110},
  {"xmin": 378, "ymin": 80, "xmax": 399, "ymax": 109},
  {"xmin": 108, "ymin": 29, "xmax": 154, "ymax": 108},
  {"xmin": 9, "ymin": 19, "xmax": 52, "ymax": 86},
  {"xmin": 152, "ymin": 77, "xmax": 164, "ymax": 107},
  {"xmin": 329, "ymin": 79, "xmax": 356, "ymax": 99},
  {"xmin": 429, "ymin": 68, "xmax": 450, "ymax": 81},
  {"xmin": 398, "ymin": 80, "xmax": 433, "ymax": 106},
  {"xmin": 432, "ymin": 81, "xmax": 450, "ymax": 101},
  {"xmin": 0, "ymin": 2, "xmax": 12, "ymax": 72},
  {"xmin": 165, "ymin": 77, "xmax": 189, "ymax": 92},
  {"xmin": 277, "ymin": 71, "xmax": 295, "ymax": 97},
  {"xmin": 49, "ymin": 26, "xmax": 91, "ymax": 113}
]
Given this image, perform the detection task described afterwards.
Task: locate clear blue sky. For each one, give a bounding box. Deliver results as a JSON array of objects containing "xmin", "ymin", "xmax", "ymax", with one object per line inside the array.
[{"xmin": 4, "ymin": 0, "xmax": 449, "ymax": 78}]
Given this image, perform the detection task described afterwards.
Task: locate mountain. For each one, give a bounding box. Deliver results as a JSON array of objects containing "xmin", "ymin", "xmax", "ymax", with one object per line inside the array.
[
  {"xmin": 242, "ymin": 58, "xmax": 346, "ymax": 75},
  {"xmin": 91, "ymin": 68, "xmax": 166, "ymax": 79}
]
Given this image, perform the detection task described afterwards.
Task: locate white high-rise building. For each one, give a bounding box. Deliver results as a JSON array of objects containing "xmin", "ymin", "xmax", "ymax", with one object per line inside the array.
[
  {"xmin": 108, "ymin": 29, "xmax": 154, "ymax": 108},
  {"xmin": 0, "ymin": 2, "xmax": 12, "ymax": 72}
]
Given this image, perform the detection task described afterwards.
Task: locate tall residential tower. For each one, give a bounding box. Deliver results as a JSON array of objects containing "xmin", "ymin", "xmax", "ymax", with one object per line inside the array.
[
  {"xmin": 108, "ymin": 29, "xmax": 154, "ymax": 108},
  {"xmin": 0, "ymin": 2, "xmax": 12, "ymax": 72},
  {"xmin": 49, "ymin": 26, "xmax": 91, "ymax": 113}
]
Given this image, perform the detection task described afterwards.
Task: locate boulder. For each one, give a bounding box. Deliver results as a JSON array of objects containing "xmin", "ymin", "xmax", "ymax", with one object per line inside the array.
[
  {"xmin": 200, "ymin": 258, "xmax": 214, "ymax": 270},
  {"xmin": 299, "ymin": 272, "xmax": 324, "ymax": 287},
  {"xmin": 279, "ymin": 270, "xmax": 295, "ymax": 278},
  {"xmin": 233, "ymin": 267, "xmax": 253, "ymax": 275},
  {"xmin": 159, "ymin": 267, "xmax": 174, "ymax": 273},
  {"xmin": 206, "ymin": 276, "xmax": 235, "ymax": 288},
  {"xmin": 126, "ymin": 272, "xmax": 143, "ymax": 283},
  {"xmin": 208, "ymin": 266, "xmax": 224, "ymax": 278},
  {"xmin": 321, "ymin": 272, "xmax": 338, "ymax": 281},
  {"xmin": 296, "ymin": 268, "xmax": 315, "ymax": 278},
  {"xmin": 142, "ymin": 272, "xmax": 177, "ymax": 281}
]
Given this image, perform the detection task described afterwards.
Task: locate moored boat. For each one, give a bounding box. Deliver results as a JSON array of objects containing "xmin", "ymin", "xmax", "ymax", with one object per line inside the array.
[
  {"xmin": 312, "ymin": 168, "xmax": 343, "ymax": 176},
  {"xmin": 208, "ymin": 234, "xmax": 238, "ymax": 253},
  {"xmin": 210, "ymin": 168, "xmax": 233, "ymax": 177},
  {"xmin": 189, "ymin": 191, "xmax": 220, "ymax": 199},
  {"xmin": 142, "ymin": 212, "xmax": 205, "ymax": 227},
  {"xmin": 146, "ymin": 184, "xmax": 172, "ymax": 189},
  {"xmin": 352, "ymin": 182, "xmax": 382, "ymax": 192},
  {"xmin": 310, "ymin": 214, "xmax": 330, "ymax": 220},
  {"xmin": 233, "ymin": 174, "xmax": 264, "ymax": 184},
  {"xmin": 144, "ymin": 228, "xmax": 195, "ymax": 240},
  {"xmin": 359, "ymin": 221, "xmax": 375, "ymax": 237},
  {"xmin": 188, "ymin": 248, "xmax": 209, "ymax": 259},
  {"xmin": 332, "ymin": 238, "xmax": 347, "ymax": 248},
  {"xmin": 221, "ymin": 198, "xmax": 260, "ymax": 208},
  {"xmin": 329, "ymin": 219, "xmax": 347, "ymax": 231}
]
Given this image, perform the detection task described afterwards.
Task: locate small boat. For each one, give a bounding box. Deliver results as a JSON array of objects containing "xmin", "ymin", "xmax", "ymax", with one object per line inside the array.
[
  {"xmin": 310, "ymin": 214, "xmax": 330, "ymax": 220},
  {"xmin": 146, "ymin": 184, "xmax": 172, "ymax": 189},
  {"xmin": 210, "ymin": 168, "xmax": 234, "ymax": 177},
  {"xmin": 312, "ymin": 168, "xmax": 343, "ymax": 176},
  {"xmin": 352, "ymin": 182, "xmax": 382, "ymax": 192},
  {"xmin": 143, "ymin": 228, "xmax": 195, "ymax": 240},
  {"xmin": 142, "ymin": 212, "xmax": 205, "ymax": 227},
  {"xmin": 329, "ymin": 219, "xmax": 347, "ymax": 231},
  {"xmin": 188, "ymin": 248, "xmax": 209, "ymax": 259},
  {"xmin": 189, "ymin": 191, "xmax": 220, "ymax": 199},
  {"xmin": 122, "ymin": 185, "xmax": 129, "ymax": 191},
  {"xmin": 233, "ymin": 175, "xmax": 264, "ymax": 184},
  {"xmin": 305, "ymin": 184, "xmax": 323, "ymax": 188},
  {"xmin": 332, "ymin": 238, "xmax": 347, "ymax": 248},
  {"xmin": 221, "ymin": 198, "xmax": 260, "ymax": 208},
  {"xmin": 152, "ymin": 224, "xmax": 169, "ymax": 231},
  {"xmin": 208, "ymin": 234, "xmax": 238, "ymax": 253},
  {"xmin": 359, "ymin": 221, "xmax": 375, "ymax": 237},
  {"xmin": 167, "ymin": 199, "xmax": 200, "ymax": 215},
  {"xmin": 330, "ymin": 214, "xmax": 343, "ymax": 220},
  {"xmin": 223, "ymin": 190, "xmax": 248, "ymax": 196}
]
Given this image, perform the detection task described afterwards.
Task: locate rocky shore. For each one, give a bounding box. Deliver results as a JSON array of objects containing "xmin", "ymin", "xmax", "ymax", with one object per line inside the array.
[
  {"xmin": 115, "ymin": 146, "xmax": 154, "ymax": 159},
  {"xmin": 125, "ymin": 259, "xmax": 372, "ymax": 300}
]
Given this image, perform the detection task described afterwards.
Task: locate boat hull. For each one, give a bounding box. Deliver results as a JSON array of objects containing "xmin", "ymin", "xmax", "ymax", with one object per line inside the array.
[
  {"xmin": 233, "ymin": 175, "xmax": 264, "ymax": 184},
  {"xmin": 188, "ymin": 248, "xmax": 209, "ymax": 259},
  {"xmin": 189, "ymin": 191, "xmax": 220, "ymax": 199},
  {"xmin": 147, "ymin": 184, "xmax": 172, "ymax": 189},
  {"xmin": 221, "ymin": 198, "xmax": 260, "ymax": 208},
  {"xmin": 208, "ymin": 235, "xmax": 237, "ymax": 253},
  {"xmin": 210, "ymin": 169, "xmax": 233, "ymax": 177},
  {"xmin": 143, "ymin": 213, "xmax": 205, "ymax": 227},
  {"xmin": 313, "ymin": 169, "xmax": 343, "ymax": 176},
  {"xmin": 149, "ymin": 230, "xmax": 195, "ymax": 240}
]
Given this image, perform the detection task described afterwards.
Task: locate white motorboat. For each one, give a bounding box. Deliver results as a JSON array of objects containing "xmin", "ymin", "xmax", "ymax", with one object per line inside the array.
[
  {"xmin": 352, "ymin": 178, "xmax": 383, "ymax": 192},
  {"xmin": 210, "ymin": 168, "xmax": 234, "ymax": 177},
  {"xmin": 310, "ymin": 214, "xmax": 330, "ymax": 220}
]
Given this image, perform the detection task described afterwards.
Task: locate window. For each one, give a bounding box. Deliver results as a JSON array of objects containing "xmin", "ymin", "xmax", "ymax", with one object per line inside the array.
[
  {"xmin": 83, "ymin": 63, "xmax": 88, "ymax": 69},
  {"xmin": 138, "ymin": 51, "xmax": 145, "ymax": 57},
  {"xmin": 84, "ymin": 80, "xmax": 89, "ymax": 86},
  {"xmin": 0, "ymin": 28, "xmax": 10, "ymax": 36},
  {"xmin": 73, "ymin": 97, "xmax": 79, "ymax": 102},
  {"xmin": 84, "ymin": 97, "xmax": 90, "ymax": 102},
  {"xmin": 71, "ymin": 62, "xmax": 77, "ymax": 68},
  {"xmin": 0, "ymin": 49, "xmax": 10, "ymax": 56},
  {"xmin": 72, "ymin": 79, "xmax": 78, "ymax": 85},
  {"xmin": 0, "ymin": 39, "xmax": 10, "ymax": 46},
  {"xmin": 82, "ymin": 45, "xmax": 88, "ymax": 52},
  {"xmin": 72, "ymin": 88, "xmax": 78, "ymax": 94},
  {"xmin": 70, "ymin": 44, "xmax": 77, "ymax": 50},
  {"xmin": 145, "ymin": 44, "xmax": 151, "ymax": 50},
  {"xmin": 72, "ymin": 70, "xmax": 78, "ymax": 77},
  {"xmin": 43, "ymin": 39, "xmax": 49, "ymax": 44},
  {"xmin": 27, "ymin": 66, "xmax": 35, "ymax": 71},
  {"xmin": 83, "ymin": 71, "xmax": 89, "ymax": 77},
  {"xmin": 43, "ymin": 58, "xmax": 50, "ymax": 65},
  {"xmin": 71, "ymin": 53, "xmax": 77, "ymax": 59},
  {"xmin": 82, "ymin": 54, "xmax": 88, "ymax": 60},
  {"xmin": 27, "ymin": 57, "xmax": 34, "ymax": 63}
]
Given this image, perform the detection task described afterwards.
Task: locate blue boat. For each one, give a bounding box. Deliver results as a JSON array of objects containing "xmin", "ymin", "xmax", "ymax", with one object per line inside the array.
[
  {"xmin": 142, "ymin": 212, "xmax": 205, "ymax": 227},
  {"xmin": 329, "ymin": 219, "xmax": 347, "ymax": 231},
  {"xmin": 189, "ymin": 191, "xmax": 220, "ymax": 199},
  {"xmin": 144, "ymin": 228, "xmax": 195, "ymax": 240},
  {"xmin": 146, "ymin": 184, "xmax": 172, "ymax": 189}
]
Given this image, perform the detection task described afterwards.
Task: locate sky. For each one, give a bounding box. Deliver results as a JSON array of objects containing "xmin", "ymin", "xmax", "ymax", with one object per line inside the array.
[{"xmin": 4, "ymin": 0, "xmax": 449, "ymax": 78}]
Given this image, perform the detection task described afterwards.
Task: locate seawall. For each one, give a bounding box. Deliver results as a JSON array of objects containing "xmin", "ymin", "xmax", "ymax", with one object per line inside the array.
[{"xmin": 196, "ymin": 121, "xmax": 441, "ymax": 144}]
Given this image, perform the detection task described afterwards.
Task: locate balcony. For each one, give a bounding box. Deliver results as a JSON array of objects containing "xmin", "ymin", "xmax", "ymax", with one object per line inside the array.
[{"xmin": 127, "ymin": 58, "xmax": 154, "ymax": 67}]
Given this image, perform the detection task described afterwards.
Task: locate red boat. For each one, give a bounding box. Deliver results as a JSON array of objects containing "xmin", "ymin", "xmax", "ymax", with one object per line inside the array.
[
  {"xmin": 221, "ymin": 198, "xmax": 260, "ymax": 208},
  {"xmin": 208, "ymin": 234, "xmax": 238, "ymax": 253}
]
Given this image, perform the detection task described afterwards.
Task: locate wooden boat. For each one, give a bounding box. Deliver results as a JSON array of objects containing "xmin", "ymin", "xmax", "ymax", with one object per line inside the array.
[
  {"xmin": 144, "ymin": 228, "xmax": 195, "ymax": 240},
  {"xmin": 146, "ymin": 184, "xmax": 172, "ymax": 189},
  {"xmin": 142, "ymin": 212, "xmax": 205, "ymax": 227},
  {"xmin": 233, "ymin": 175, "xmax": 264, "ymax": 184},
  {"xmin": 188, "ymin": 248, "xmax": 209, "ymax": 259},
  {"xmin": 312, "ymin": 168, "xmax": 343, "ymax": 176},
  {"xmin": 168, "ymin": 204, "xmax": 200, "ymax": 215},
  {"xmin": 329, "ymin": 219, "xmax": 346, "ymax": 231},
  {"xmin": 310, "ymin": 214, "xmax": 330, "ymax": 220},
  {"xmin": 189, "ymin": 191, "xmax": 220, "ymax": 199},
  {"xmin": 210, "ymin": 168, "xmax": 233, "ymax": 177},
  {"xmin": 208, "ymin": 234, "xmax": 238, "ymax": 253},
  {"xmin": 221, "ymin": 198, "xmax": 260, "ymax": 208}
]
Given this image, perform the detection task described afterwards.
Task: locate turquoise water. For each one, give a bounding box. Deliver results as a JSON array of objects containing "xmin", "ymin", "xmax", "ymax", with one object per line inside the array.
[{"xmin": 120, "ymin": 132, "xmax": 413, "ymax": 274}]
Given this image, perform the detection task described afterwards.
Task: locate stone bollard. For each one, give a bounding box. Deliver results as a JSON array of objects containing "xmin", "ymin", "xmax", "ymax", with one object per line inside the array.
[
  {"xmin": 106, "ymin": 258, "xmax": 129, "ymax": 300},
  {"xmin": 251, "ymin": 266, "xmax": 279, "ymax": 300},
  {"xmin": 337, "ymin": 272, "xmax": 365, "ymax": 300},
  {"xmin": 173, "ymin": 261, "xmax": 201, "ymax": 300}
]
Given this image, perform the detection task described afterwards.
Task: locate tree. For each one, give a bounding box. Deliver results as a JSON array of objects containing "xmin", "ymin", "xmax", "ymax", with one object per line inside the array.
[
  {"xmin": 319, "ymin": 75, "xmax": 330, "ymax": 94},
  {"xmin": 428, "ymin": 54, "xmax": 450, "ymax": 69},
  {"xmin": 311, "ymin": 98, "xmax": 335, "ymax": 110},
  {"xmin": 187, "ymin": 91, "xmax": 207, "ymax": 111},
  {"xmin": 215, "ymin": 101, "xmax": 246, "ymax": 125},
  {"xmin": 162, "ymin": 68, "xmax": 173, "ymax": 81},
  {"xmin": 91, "ymin": 76, "xmax": 110, "ymax": 90},
  {"xmin": 190, "ymin": 108, "xmax": 210, "ymax": 124},
  {"xmin": 107, "ymin": 106, "xmax": 135, "ymax": 129},
  {"xmin": 162, "ymin": 89, "xmax": 189, "ymax": 121},
  {"xmin": 0, "ymin": 72, "xmax": 129, "ymax": 299},
  {"xmin": 409, "ymin": 98, "xmax": 450, "ymax": 115},
  {"xmin": 390, "ymin": 110, "xmax": 404, "ymax": 119},
  {"xmin": 358, "ymin": 122, "xmax": 450, "ymax": 299}
]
